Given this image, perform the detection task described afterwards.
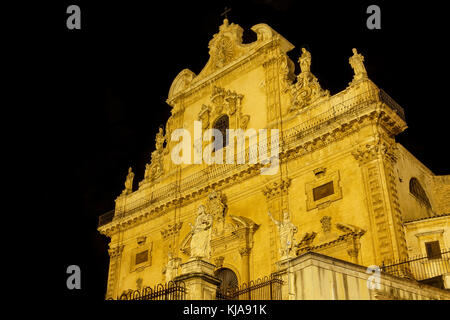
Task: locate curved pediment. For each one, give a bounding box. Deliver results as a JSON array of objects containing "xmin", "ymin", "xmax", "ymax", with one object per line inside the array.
[
  {"xmin": 167, "ymin": 20, "xmax": 294, "ymax": 104},
  {"xmin": 168, "ymin": 69, "xmax": 196, "ymax": 101},
  {"xmin": 193, "ymin": 20, "xmax": 292, "ymax": 83}
]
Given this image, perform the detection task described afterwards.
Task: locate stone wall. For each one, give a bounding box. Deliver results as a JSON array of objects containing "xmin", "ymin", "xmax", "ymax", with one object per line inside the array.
[{"xmin": 276, "ymin": 252, "xmax": 450, "ymax": 300}]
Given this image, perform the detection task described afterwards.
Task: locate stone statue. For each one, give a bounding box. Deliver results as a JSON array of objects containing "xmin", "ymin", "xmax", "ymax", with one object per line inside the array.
[
  {"xmin": 298, "ymin": 48, "xmax": 312, "ymax": 73},
  {"xmin": 163, "ymin": 252, "xmax": 180, "ymax": 282},
  {"xmin": 189, "ymin": 204, "xmax": 213, "ymax": 259},
  {"xmin": 289, "ymin": 47, "xmax": 328, "ymax": 112},
  {"xmin": 155, "ymin": 127, "xmax": 165, "ymax": 151},
  {"xmin": 349, "ymin": 48, "xmax": 367, "ymax": 82},
  {"xmin": 144, "ymin": 150, "xmax": 164, "ymax": 182},
  {"xmin": 268, "ymin": 210, "xmax": 298, "ymax": 259},
  {"xmin": 122, "ymin": 167, "xmax": 134, "ymax": 195}
]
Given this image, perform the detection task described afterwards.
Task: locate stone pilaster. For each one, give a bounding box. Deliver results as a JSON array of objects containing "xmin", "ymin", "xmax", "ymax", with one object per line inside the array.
[
  {"xmin": 353, "ymin": 139, "xmax": 408, "ymax": 265},
  {"xmin": 106, "ymin": 245, "xmax": 124, "ymax": 299},
  {"xmin": 262, "ymin": 178, "xmax": 291, "ymax": 271},
  {"xmin": 238, "ymin": 247, "xmax": 251, "ymax": 284},
  {"xmin": 263, "ymin": 48, "xmax": 283, "ymax": 124}
]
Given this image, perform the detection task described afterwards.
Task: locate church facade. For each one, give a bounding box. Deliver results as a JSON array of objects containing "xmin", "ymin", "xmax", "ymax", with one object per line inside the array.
[{"xmin": 98, "ymin": 19, "xmax": 450, "ymax": 300}]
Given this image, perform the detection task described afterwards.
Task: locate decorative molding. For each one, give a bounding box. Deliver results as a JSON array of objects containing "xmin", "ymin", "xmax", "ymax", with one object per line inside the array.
[
  {"xmin": 199, "ymin": 86, "xmax": 249, "ymax": 131},
  {"xmin": 262, "ymin": 178, "xmax": 291, "ymax": 200},
  {"xmin": 305, "ymin": 170, "xmax": 342, "ymax": 211},
  {"xmin": 108, "ymin": 245, "xmax": 124, "ymax": 258},
  {"xmin": 361, "ymin": 163, "xmax": 395, "ymax": 264},
  {"xmin": 295, "ymin": 222, "xmax": 366, "ymax": 258},
  {"xmin": 313, "ymin": 167, "xmax": 326, "ymax": 178},
  {"xmin": 414, "ymin": 229, "xmax": 444, "ymax": 238},
  {"xmin": 130, "ymin": 242, "xmax": 153, "ymax": 273},
  {"xmin": 168, "ymin": 69, "xmax": 196, "ymax": 100},
  {"xmin": 352, "ymin": 140, "xmax": 398, "ymax": 166},
  {"xmin": 288, "ymin": 48, "xmax": 329, "ymax": 112},
  {"xmin": 141, "ymin": 128, "xmax": 166, "ymax": 185},
  {"xmin": 198, "ymin": 104, "xmax": 212, "ymax": 129},
  {"xmin": 214, "ymin": 256, "xmax": 225, "ymax": 268},
  {"xmin": 160, "ymin": 222, "xmax": 183, "ymax": 240},
  {"xmin": 320, "ymin": 216, "xmax": 332, "ymax": 233},
  {"xmin": 99, "ymin": 92, "xmax": 407, "ymax": 236},
  {"xmin": 137, "ymin": 236, "xmax": 146, "ymax": 246},
  {"xmin": 238, "ymin": 247, "xmax": 252, "ymax": 257},
  {"xmin": 106, "ymin": 244, "xmax": 124, "ymax": 299}
]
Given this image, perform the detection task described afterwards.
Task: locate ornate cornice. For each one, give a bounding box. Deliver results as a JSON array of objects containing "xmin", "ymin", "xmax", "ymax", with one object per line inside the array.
[
  {"xmin": 166, "ymin": 22, "xmax": 294, "ymax": 107},
  {"xmin": 262, "ymin": 178, "xmax": 291, "ymax": 200},
  {"xmin": 160, "ymin": 222, "xmax": 183, "ymax": 240},
  {"xmin": 352, "ymin": 139, "xmax": 398, "ymax": 166},
  {"xmin": 238, "ymin": 247, "xmax": 252, "ymax": 256},
  {"xmin": 99, "ymin": 89, "xmax": 407, "ymax": 236},
  {"xmin": 108, "ymin": 245, "xmax": 124, "ymax": 258}
]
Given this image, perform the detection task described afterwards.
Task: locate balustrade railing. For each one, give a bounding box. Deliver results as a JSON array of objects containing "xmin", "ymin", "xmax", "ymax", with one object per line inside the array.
[{"xmin": 380, "ymin": 249, "xmax": 449, "ymax": 287}]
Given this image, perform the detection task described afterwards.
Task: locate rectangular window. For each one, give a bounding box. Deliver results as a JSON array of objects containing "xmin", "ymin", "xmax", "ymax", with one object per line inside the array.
[
  {"xmin": 313, "ymin": 181, "xmax": 334, "ymax": 201},
  {"xmin": 425, "ymin": 241, "xmax": 441, "ymax": 259},
  {"xmin": 135, "ymin": 250, "xmax": 148, "ymax": 265}
]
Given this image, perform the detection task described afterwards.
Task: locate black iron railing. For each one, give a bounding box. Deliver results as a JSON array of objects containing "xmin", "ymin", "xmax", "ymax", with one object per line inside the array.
[
  {"xmin": 380, "ymin": 249, "xmax": 450, "ymax": 283},
  {"xmin": 98, "ymin": 210, "xmax": 114, "ymax": 227},
  {"xmin": 113, "ymin": 280, "xmax": 187, "ymax": 300},
  {"xmin": 379, "ymin": 88, "xmax": 406, "ymax": 121},
  {"xmin": 216, "ymin": 274, "xmax": 283, "ymax": 300}
]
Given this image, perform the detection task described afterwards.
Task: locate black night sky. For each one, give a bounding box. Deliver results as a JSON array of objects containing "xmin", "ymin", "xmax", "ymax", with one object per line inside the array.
[{"xmin": 31, "ymin": 0, "xmax": 449, "ymax": 303}]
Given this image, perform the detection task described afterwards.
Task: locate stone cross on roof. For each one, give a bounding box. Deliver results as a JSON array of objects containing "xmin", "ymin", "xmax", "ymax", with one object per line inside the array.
[{"xmin": 220, "ymin": 6, "xmax": 231, "ymax": 20}]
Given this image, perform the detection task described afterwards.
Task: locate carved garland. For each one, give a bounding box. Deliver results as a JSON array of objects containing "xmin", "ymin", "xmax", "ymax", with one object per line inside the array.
[{"xmin": 198, "ymin": 86, "xmax": 249, "ymax": 130}]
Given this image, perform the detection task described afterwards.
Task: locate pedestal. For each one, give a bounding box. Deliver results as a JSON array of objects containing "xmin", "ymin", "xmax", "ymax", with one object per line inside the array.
[
  {"xmin": 174, "ymin": 258, "xmax": 220, "ymax": 300},
  {"xmin": 276, "ymin": 257, "xmax": 296, "ymax": 300}
]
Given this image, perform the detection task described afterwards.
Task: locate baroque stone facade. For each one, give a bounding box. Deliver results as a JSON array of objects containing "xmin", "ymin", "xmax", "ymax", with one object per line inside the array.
[{"xmin": 98, "ymin": 19, "xmax": 450, "ymax": 300}]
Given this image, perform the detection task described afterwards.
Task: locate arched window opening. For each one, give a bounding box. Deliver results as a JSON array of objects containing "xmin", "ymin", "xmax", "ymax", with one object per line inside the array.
[
  {"xmin": 409, "ymin": 178, "xmax": 432, "ymax": 209},
  {"xmin": 214, "ymin": 267, "xmax": 238, "ymax": 293},
  {"xmin": 212, "ymin": 114, "xmax": 229, "ymax": 152}
]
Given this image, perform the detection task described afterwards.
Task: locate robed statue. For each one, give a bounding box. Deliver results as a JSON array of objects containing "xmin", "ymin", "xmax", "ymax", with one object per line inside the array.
[
  {"xmin": 122, "ymin": 167, "xmax": 134, "ymax": 195},
  {"xmin": 349, "ymin": 48, "xmax": 367, "ymax": 82},
  {"xmin": 189, "ymin": 205, "xmax": 213, "ymax": 259},
  {"xmin": 268, "ymin": 210, "xmax": 298, "ymax": 259},
  {"xmin": 298, "ymin": 48, "xmax": 312, "ymax": 73}
]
